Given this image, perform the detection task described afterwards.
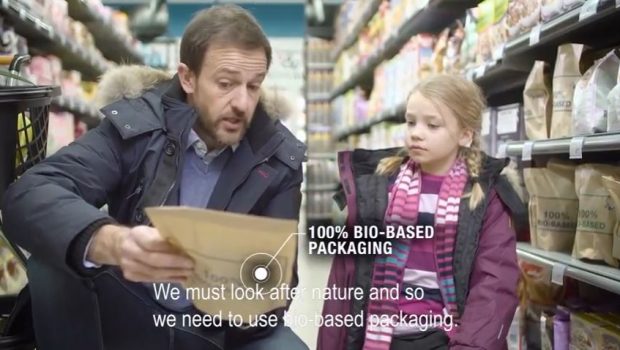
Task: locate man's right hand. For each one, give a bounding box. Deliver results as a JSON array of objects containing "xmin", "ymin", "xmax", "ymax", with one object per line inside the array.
[{"xmin": 87, "ymin": 224, "xmax": 195, "ymax": 283}]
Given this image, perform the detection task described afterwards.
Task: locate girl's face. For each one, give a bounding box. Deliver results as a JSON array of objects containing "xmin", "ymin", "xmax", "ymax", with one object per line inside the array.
[{"xmin": 405, "ymin": 92, "xmax": 473, "ymax": 175}]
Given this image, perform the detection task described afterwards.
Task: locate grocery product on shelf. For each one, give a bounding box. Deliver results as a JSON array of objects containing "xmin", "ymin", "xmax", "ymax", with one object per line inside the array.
[
  {"xmin": 524, "ymin": 160, "xmax": 579, "ymax": 253},
  {"xmin": 572, "ymin": 50, "xmax": 620, "ymax": 135},
  {"xmin": 608, "ymin": 64, "xmax": 620, "ymax": 132},
  {"xmin": 495, "ymin": 103, "xmax": 525, "ymax": 155},
  {"xmin": 520, "ymin": 260, "xmax": 565, "ymax": 307},
  {"xmin": 552, "ymin": 44, "xmax": 586, "ymax": 138},
  {"xmin": 481, "ymin": 108, "xmax": 495, "ymax": 155},
  {"xmin": 518, "ymin": 0, "xmax": 542, "ymax": 36},
  {"xmin": 541, "ymin": 0, "xmax": 564, "ymax": 22},
  {"xmin": 573, "ymin": 164, "xmax": 620, "ymax": 267},
  {"xmin": 524, "ymin": 61, "xmax": 552, "ymax": 140},
  {"xmin": 602, "ymin": 175, "xmax": 620, "ymax": 260},
  {"xmin": 307, "ymin": 38, "xmax": 332, "ymax": 64},
  {"xmin": 554, "ymin": 306, "xmax": 571, "ymax": 350},
  {"xmin": 563, "ymin": 0, "xmax": 587, "ymax": 11},
  {"xmin": 476, "ymin": 0, "xmax": 495, "ymax": 65}
]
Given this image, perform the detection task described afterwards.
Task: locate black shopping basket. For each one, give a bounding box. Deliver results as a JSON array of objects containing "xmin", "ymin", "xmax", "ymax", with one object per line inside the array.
[
  {"xmin": 0, "ymin": 85, "xmax": 59, "ymax": 202},
  {"xmin": 0, "ymin": 55, "xmax": 60, "ymax": 349}
]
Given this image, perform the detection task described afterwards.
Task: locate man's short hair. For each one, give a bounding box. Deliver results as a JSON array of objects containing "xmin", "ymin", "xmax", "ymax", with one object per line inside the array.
[{"xmin": 180, "ymin": 4, "xmax": 272, "ymax": 74}]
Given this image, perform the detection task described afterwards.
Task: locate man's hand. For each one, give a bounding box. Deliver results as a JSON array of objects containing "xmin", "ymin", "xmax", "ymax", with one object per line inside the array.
[{"xmin": 87, "ymin": 224, "xmax": 195, "ymax": 283}]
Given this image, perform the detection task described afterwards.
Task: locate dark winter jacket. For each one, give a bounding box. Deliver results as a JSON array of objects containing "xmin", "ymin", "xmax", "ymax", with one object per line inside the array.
[
  {"xmin": 1, "ymin": 66, "xmax": 306, "ymax": 350},
  {"xmin": 317, "ymin": 148, "xmax": 527, "ymax": 350}
]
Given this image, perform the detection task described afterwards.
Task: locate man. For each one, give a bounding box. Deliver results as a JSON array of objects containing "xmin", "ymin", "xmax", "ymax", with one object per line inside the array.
[{"xmin": 1, "ymin": 5, "xmax": 307, "ymax": 350}]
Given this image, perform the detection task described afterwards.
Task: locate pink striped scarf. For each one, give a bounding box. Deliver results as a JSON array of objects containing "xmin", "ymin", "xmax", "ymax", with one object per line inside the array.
[{"xmin": 362, "ymin": 158, "xmax": 468, "ymax": 350}]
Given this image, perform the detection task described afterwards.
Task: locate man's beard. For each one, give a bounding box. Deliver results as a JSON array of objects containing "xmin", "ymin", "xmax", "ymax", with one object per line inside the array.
[{"xmin": 197, "ymin": 116, "xmax": 248, "ymax": 148}]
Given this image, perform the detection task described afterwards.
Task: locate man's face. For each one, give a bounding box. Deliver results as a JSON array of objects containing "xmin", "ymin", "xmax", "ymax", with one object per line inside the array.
[{"xmin": 179, "ymin": 43, "xmax": 267, "ymax": 149}]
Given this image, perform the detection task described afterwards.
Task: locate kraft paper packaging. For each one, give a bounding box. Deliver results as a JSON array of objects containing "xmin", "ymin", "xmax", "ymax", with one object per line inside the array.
[
  {"xmin": 524, "ymin": 160, "xmax": 579, "ymax": 253},
  {"xmin": 607, "ymin": 64, "xmax": 620, "ymax": 132},
  {"xmin": 551, "ymin": 44, "xmax": 585, "ymax": 138},
  {"xmin": 602, "ymin": 175, "xmax": 620, "ymax": 261},
  {"xmin": 573, "ymin": 164, "xmax": 620, "ymax": 267},
  {"xmin": 572, "ymin": 50, "xmax": 620, "ymax": 135},
  {"xmin": 524, "ymin": 61, "xmax": 552, "ymax": 140}
]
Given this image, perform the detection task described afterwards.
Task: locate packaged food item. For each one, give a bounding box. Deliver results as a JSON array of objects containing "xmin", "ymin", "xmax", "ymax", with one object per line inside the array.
[
  {"xmin": 573, "ymin": 164, "xmax": 620, "ymax": 267},
  {"xmin": 506, "ymin": 0, "xmax": 524, "ymax": 39},
  {"xmin": 572, "ymin": 50, "xmax": 620, "ymax": 135},
  {"xmin": 599, "ymin": 325, "xmax": 620, "ymax": 350},
  {"xmin": 461, "ymin": 13, "xmax": 478, "ymax": 71},
  {"xmin": 519, "ymin": 0, "xmax": 542, "ymax": 33},
  {"xmin": 552, "ymin": 44, "xmax": 586, "ymax": 138},
  {"xmin": 542, "ymin": 0, "xmax": 564, "ymax": 22},
  {"xmin": 607, "ymin": 63, "xmax": 620, "ymax": 132},
  {"xmin": 432, "ymin": 28, "xmax": 450, "ymax": 74},
  {"xmin": 541, "ymin": 311, "xmax": 555, "ymax": 350},
  {"xmin": 520, "ymin": 261, "xmax": 564, "ymax": 307},
  {"xmin": 524, "ymin": 61, "xmax": 553, "ymax": 140},
  {"xmin": 571, "ymin": 312, "xmax": 620, "ymax": 350},
  {"xmin": 445, "ymin": 22, "xmax": 465, "ymax": 74},
  {"xmin": 571, "ymin": 313, "xmax": 600, "ymax": 350},
  {"xmin": 492, "ymin": 0, "xmax": 510, "ymax": 54},
  {"xmin": 524, "ymin": 160, "xmax": 579, "ymax": 253},
  {"xmin": 554, "ymin": 306, "xmax": 571, "ymax": 350},
  {"xmin": 602, "ymin": 175, "xmax": 620, "ymax": 261},
  {"xmin": 563, "ymin": 0, "xmax": 587, "ymax": 10},
  {"xmin": 476, "ymin": 0, "xmax": 495, "ymax": 64}
]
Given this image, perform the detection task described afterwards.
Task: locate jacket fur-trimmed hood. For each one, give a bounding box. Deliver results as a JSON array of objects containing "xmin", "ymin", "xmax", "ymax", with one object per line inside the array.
[{"xmin": 94, "ymin": 65, "xmax": 294, "ymax": 120}]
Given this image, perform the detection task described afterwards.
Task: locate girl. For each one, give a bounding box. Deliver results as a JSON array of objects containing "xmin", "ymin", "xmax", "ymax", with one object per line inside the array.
[{"xmin": 317, "ymin": 75, "xmax": 526, "ymax": 350}]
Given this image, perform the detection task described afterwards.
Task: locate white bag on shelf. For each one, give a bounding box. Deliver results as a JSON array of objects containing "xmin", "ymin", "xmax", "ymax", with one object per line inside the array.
[
  {"xmin": 607, "ymin": 64, "xmax": 620, "ymax": 132},
  {"xmin": 572, "ymin": 50, "xmax": 620, "ymax": 135}
]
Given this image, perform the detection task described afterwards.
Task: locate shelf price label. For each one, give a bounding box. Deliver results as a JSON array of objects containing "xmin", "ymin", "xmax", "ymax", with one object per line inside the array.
[
  {"xmin": 493, "ymin": 44, "xmax": 505, "ymax": 61},
  {"xmin": 522, "ymin": 141, "xmax": 535, "ymax": 161},
  {"xmin": 475, "ymin": 64, "xmax": 486, "ymax": 79},
  {"xmin": 580, "ymin": 0, "xmax": 599, "ymax": 21},
  {"xmin": 497, "ymin": 143, "xmax": 508, "ymax": 158},
  {"xmin": 569, "ymin": 136, "xmax": 586, "ymax": 159},
  {"xmin": 551, "ymin": 263, "xmax": 567, "ymax": 286},
  {"xmin": 529, "ymin": 24, "xmax": 542, "ymax": 46}
]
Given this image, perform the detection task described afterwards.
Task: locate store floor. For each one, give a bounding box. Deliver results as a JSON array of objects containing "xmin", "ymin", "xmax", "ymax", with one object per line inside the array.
[{"xmin": 288, "ymin": 226, "xmax": 333, "ymax": 349}]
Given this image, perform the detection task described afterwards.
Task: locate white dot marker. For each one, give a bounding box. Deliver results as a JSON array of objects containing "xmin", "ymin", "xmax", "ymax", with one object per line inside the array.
[{"xmin": 253, "ymin": 266, "xmax": 269, "ymax": 282}]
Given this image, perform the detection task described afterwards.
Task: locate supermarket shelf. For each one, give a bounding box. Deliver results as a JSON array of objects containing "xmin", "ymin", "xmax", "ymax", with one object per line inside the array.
[
  {"xmin": 66, "ymin": 0, "xmax": 144, "ymax": 64},
  {"xmin": 330, "ymin": 0, "xmax": 481, "ymax": 100},
  {"xmin": 330, "ymin": 0, "xmax": 382, "ymax": 61},
  {"xmin": 51, "ymin": 95, "xmax": 102, "ymax": 128},
  {"xmin": 505, "ymin": 132, "xmax": 620, "ymax": 157},
  {"xmin": 307, "ymin": 92, "xmax": 331, "ymax": 102},
  {"xmin": 517, "ymin": 243, "xmax": 620, "ymax": 295},
  {"xmin": 473, "ymin": 2, "xmax": 620, "ymax": 99},
  {"xmin": 308, "ymin": 152, "xmax": 337, "ymax": 160},
  {"xmin": 335, "ymin": 102, "xmax": 406, "ymax": 141},
  {"xmin": 305, "ymin": 184, "xmax": 338, "ymax": 192},
  {"xmin": 307, "ymin": 62, "xmax": 335, "ymax": 70},
  {"xmin": 0, "ymin": 0, "xmax": 111, "ymax": 81}
]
